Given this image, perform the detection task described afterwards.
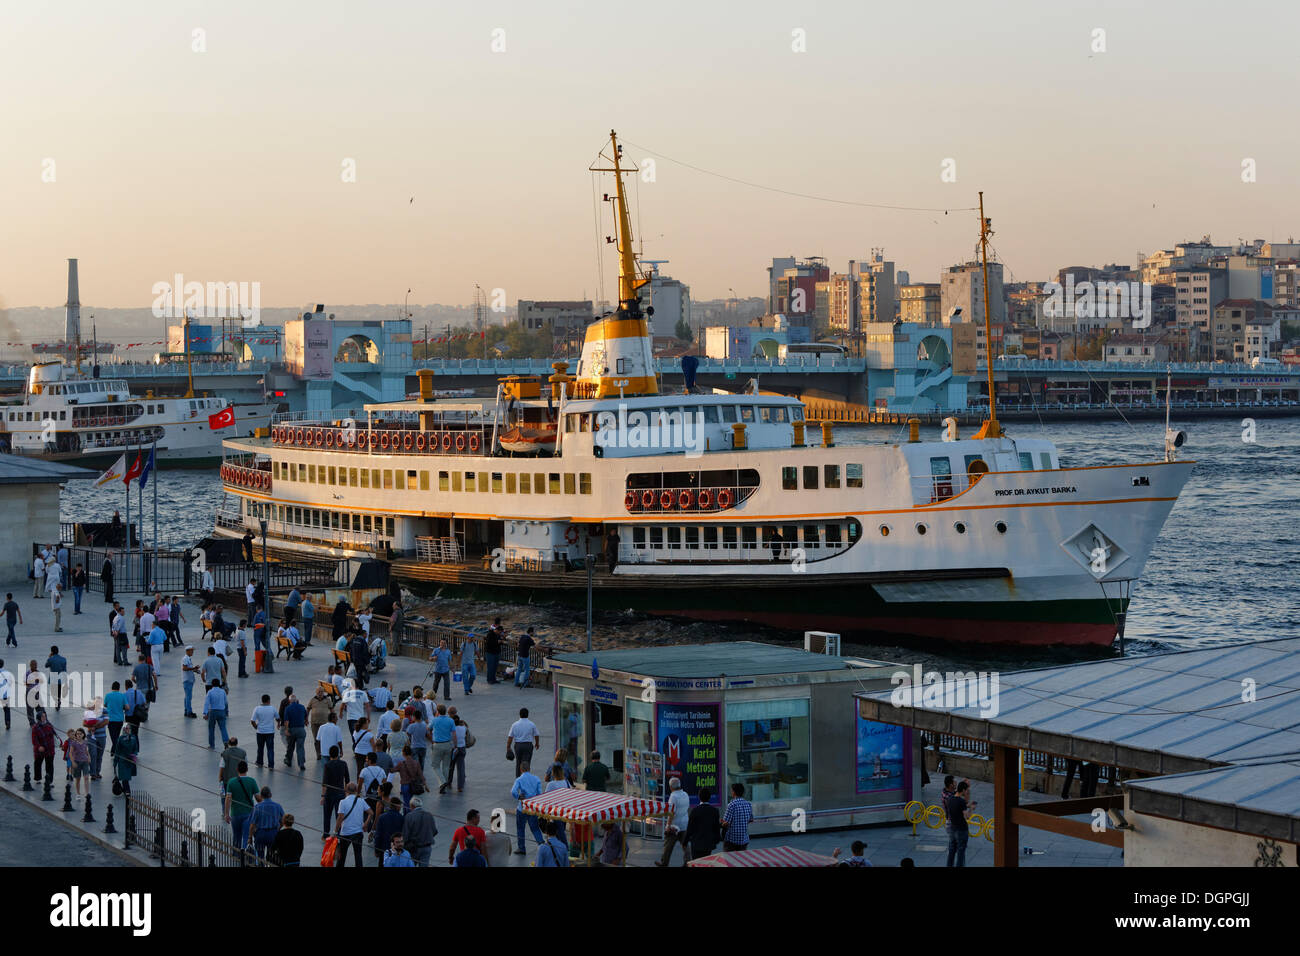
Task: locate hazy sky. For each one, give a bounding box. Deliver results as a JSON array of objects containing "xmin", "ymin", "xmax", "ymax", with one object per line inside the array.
[{"xmin": 3, "ymin": 0, "xmax": 1298, "ymax": 310}]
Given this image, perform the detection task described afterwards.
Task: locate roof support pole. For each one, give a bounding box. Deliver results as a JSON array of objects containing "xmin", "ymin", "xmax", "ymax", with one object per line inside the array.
[{"xmin": 992, "ymin": 743, "xmax": 1020, "ymax": 867}]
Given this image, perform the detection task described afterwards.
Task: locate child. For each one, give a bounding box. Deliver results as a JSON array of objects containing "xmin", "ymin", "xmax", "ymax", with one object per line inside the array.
[
  {"xmin": 68, "ymin": 729, "xmax": 92, "ymax": 796},
  {"xmin": 234, "ymin": 621, "xmax": 249, "ymax": 678},
  {"xmin": 357, "ymin": 610, "xmax": 373, "ymax": 638}
]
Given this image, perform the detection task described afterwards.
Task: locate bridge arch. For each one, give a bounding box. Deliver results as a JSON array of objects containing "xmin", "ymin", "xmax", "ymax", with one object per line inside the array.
[{"xmin": 337, "ymin": 334, "xmax": 379, "ymax": 364}]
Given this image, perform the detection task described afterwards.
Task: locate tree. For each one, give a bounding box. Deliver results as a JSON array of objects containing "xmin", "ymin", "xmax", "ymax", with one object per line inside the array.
[{"xmin": 674, "ymin": 318, "xmax": 694, "ymax": 343}]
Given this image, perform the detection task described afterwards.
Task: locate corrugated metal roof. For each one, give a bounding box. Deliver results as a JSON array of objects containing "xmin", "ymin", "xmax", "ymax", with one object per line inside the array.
[
  {"xmin": 551, "ymin": 641, "xmax": 870, "ymax": 679},
  {"xmin": 0, "ymin": 454, "xmax": 97, "ymax": 484},
  {"xmin": 857, "ymin": 638, "xmax": 1300, "ymax": 768},
  {"xmin": 1126, "ymin": 757, "xmax": 1300, "ymax": 814}
]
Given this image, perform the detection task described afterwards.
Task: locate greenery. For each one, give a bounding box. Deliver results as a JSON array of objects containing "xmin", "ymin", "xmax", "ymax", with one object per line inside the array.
[
  {"xmin": 674, "ymin": 318, "xmax": 694, "ymax": 343},
  {"xmin": 414, "ymin": 322, "xmax": 554, "ymax": 360},
  {"xmin": 1074, "ymin": 330, "xmax": 1110, "ymax": 361}
]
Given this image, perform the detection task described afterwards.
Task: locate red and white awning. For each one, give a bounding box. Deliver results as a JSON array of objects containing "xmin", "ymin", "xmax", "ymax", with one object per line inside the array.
[
  {"xmin": 687, "ymin": 846, "xmax": 840, "ymax": 868},
  {"xmin": 521, "ymin": 788, "xmax": 671, "ymax": 824}
]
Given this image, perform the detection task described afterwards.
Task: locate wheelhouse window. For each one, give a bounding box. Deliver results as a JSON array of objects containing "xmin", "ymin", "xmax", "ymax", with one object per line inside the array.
[
  {"xmin": 782, "ymin": 467, "xmax": 797, "ymax": 490},
  {"xmin": 824, "ymin": 464, "xmax": 840, "ymax": 489},
  {"xmin": 803, "ymin": 466, "xmax": 818, "ymax": 490}
]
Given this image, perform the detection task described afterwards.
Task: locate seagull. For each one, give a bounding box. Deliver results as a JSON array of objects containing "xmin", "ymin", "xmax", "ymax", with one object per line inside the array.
[{"xmin": 409, "ymin": 197, "xmax": 414, "ymax": 204}]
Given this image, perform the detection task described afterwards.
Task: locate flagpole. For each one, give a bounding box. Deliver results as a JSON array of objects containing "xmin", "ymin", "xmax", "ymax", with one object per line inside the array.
[
  {"xmin": 124, "ymin": 458, "xmax": 131, "ymax": 593},
  {"xmin": 152, "ymin": 441, "xmax": 158, "ymax": 576},
  {"xmin": 138, "ymin": 443, "xmax": 145, "ymax": 591}
]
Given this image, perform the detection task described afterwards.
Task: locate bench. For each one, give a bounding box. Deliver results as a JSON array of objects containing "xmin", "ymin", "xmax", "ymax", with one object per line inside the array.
[
  {"xmin": 276, "ymin": 635, "xmax": 298, "ymax": 660},
  {"xmin": 331, "ymin": 648, "xmax": 351, "ymax": 667}
]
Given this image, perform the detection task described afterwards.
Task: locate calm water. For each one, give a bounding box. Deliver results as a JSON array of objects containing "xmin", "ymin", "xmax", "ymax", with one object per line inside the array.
[{"xmin": 58, "ymin": 416, "xmax": 1299, "ymax": 664}]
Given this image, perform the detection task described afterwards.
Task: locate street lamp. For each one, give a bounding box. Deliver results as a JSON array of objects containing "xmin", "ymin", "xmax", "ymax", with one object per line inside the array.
[{"xmin": 258, "ymin": 518, "xmax": 272, "ymax": 674}]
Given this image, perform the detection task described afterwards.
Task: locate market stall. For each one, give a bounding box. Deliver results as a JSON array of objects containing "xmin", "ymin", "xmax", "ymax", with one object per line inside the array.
[{"xmin": 520, "ymin": 788, "xmax": 672, "ymax": 866}]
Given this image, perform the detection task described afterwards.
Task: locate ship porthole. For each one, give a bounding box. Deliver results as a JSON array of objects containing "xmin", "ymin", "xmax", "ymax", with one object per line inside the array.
[
  {"xmin": 915, "ymin": 523, "xmax": 928, "ymax": 536},
  {"xmin": 879, "ymin": 524, "xmax": 891, "ymax": 537},
  {"xmin": 953, "ymin": 521, "xmax": 967, "ymax": 534},
  {"xmin": 995, "ymin": 520, "xmax": 1007, "ymax": 534}
]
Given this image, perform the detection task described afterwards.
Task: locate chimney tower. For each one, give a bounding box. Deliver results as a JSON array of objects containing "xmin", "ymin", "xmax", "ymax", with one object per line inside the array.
[{"xmin": 65, "ymin": 258, "xmax": 81, "ymax": 362}]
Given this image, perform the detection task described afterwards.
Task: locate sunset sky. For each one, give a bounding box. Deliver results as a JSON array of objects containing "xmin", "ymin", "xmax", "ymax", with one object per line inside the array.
[{"xmin": 3, "ymin": 0, "xmax": 1297, "ymax": 309}]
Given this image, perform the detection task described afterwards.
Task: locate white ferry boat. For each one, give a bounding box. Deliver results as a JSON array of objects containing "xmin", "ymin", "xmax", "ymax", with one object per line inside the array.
[
  {"xmin": 213, "ymin": 131, "xmax": 1193, "ymax": 647},
  {"xmin": 1, "ymin": 360, "xmax": 275, "ymax": 466}
]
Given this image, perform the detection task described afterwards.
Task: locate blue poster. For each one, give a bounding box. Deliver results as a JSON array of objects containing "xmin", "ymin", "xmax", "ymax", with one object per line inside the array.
[
  {"xmin": 656, "ymin": 702, "xmax": 720, "ymax": 802},
  {"xmin": 855, "ymin": 711, "xmax": 907, "ymax": 795}
]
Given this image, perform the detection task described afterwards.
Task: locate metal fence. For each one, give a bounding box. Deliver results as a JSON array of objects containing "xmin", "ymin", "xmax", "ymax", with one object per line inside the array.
[
  {"xmin": 125, "ymin": 790, "xmax": 280, "ymax": 867},
  {"xmin": 932, "ymin": 733, "xmax": 1119, "ymax": 787}
]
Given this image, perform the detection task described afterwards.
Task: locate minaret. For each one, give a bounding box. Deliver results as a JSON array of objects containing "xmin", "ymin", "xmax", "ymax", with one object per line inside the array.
[{"xmin": 65, "ymin": 258, "xmax": 81, "ymax": 363}]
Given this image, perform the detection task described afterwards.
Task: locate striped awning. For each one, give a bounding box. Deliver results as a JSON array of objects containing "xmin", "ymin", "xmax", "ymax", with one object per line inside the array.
[
  {"xmin": 520, "ymin": 788, "xmax": 671, "ymax": 823},
  {"xmin": 687, "ymin": 846, "xmax": 840, "ymax": 868}
]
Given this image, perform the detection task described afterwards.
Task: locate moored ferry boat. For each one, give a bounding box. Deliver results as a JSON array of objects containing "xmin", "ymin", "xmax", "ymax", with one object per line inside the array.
[
  {"xmin": 213, "ymin": 131, "xmax": 1193, "ymax": 647},
  {"xmin": 1, "ymin": 360, "xmax": 275, "ymax": 466}
]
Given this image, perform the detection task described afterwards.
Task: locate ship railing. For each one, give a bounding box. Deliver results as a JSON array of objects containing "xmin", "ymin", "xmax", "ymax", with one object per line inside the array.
[
  {"xmin": 269, "ymin": 422, "xmax": 494, "ymax": 456},
  {"xmin": 415, "ymin": 536, "xmax": 463, "ymax": 564},
  {"xmin": 622, "ymin": 484, "xmax": 757, "ymax": 515},
  {"xmin": 912, "ymin": 473, "xmax": 974, "ymax": 505},
  {"xmin": 261, "ymin": 519, "xmax": 382, "ymax": 554},
  {"xmin": 221, "ymin": 460, "xmax": 271, "ymax": 492},
  {"xmin": 273, "ymin": 408, "xmax": 369, "ymax": 425}
]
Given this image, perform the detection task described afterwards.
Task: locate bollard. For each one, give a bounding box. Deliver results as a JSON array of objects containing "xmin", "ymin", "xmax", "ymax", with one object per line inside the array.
[
  {"xmin": 41, "ymin": 776, "xmax": 53, "ymax": 801},
  {"xmin": 21, "ymin": 765, "xmax": 33, "ymax": 792},
  {"xmin": 3, "ymin": 755, "xmax": 13, "ymax": 782},
  {"xmin": 103, "ymin": 805, "xmax": 117, "ymax": 834},
  {"xmin": 62, "ymin": 784, "xmax": 74, "ymax": 812},
  {"xmin": 82, "ymin": 794, "xmax": 95, "ymax": 822}
]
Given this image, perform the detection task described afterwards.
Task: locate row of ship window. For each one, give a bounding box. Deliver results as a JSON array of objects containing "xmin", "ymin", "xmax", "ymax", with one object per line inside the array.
[
  {"xmin": 244, "ymin": 499, "xmax": 397, "ymax": 539},
  {"xmin": 563, "ymin": 403, "xmax": 805, "ymax": 432},
  {"xmin": 781, "ymin": 463, "xmax": 864, "ymax": 490},
  {"xmin": 631, "ymin": 522, "xmax": 857, "ymax": 551},
  {"xmin": 274, "ymin": 460, "xmax": 594, "ymax": 495}
]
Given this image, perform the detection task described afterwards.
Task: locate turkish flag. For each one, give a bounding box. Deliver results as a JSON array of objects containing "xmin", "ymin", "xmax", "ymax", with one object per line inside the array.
[
  {"xmin": 123, "ymin": 452, "xmax": 144, "ymax": 486},
  {"xmin": 208, "ymin": 406, "xmax": 236, "ymax": 430}
]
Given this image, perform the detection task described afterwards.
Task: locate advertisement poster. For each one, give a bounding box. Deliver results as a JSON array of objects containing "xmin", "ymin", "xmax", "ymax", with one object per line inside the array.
[
  {"xmin": 656, "ymin": 702, "xmax": 719, "ymax": 802},
  {"xmin": 855, "ymin": 709, "xmax": 909, "ymax": 796}
]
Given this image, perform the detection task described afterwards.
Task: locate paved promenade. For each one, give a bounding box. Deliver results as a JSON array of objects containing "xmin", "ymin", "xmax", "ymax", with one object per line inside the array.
[{"xmin": 0, "ymin": 582, "xmax": 1120, "ymax": 867}]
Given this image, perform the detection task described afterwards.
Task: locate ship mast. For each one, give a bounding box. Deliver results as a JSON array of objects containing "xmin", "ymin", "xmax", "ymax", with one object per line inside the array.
[
  {"xmin": 593, "ymin": 130, "xmax": 650, "ymax": 318},
  {"xmin": 976, "ymin": 191, "xmax": 1001, "ymax": 439}
]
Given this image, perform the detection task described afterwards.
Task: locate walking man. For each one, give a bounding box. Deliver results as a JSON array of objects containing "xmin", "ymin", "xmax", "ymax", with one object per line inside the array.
[
  {"xmin": 429, "ymin": 639, "xmax": 452, "ymax": 701},
  {"xmin": 251, "ymin": 693, "xmax": 279, "ymax": 768},
  {"xmin": 514, "ymin": 626, "xmax": 536, "ymax": 688},
  {"xmin": 45, "ymin": 645, "xmax": 67, "ymax": 712},
  {"xmin": 507, "ymin": 707, "xmax": 539, "ymax": 778},
  {"xmin": 223, "ymin": 761, "xmax": 259, "ymax": 857},
  {"xmin": 32, "ymin": 552, "xmax": 45, "ymax": 599},
  {"xmin": 71, "ymin": 564, "xmax": 86, "ymax": 615},
  {"xmin": 3, "ymin": 594, "xmax": 21, "ymax": 647},
  {"xmin": 204, "ymin": 680, "xmax": 230, "ymax": 748},
  {"xmin": 282, "ymin": 694, "xmax": 308, "ymax": 770},
  {"xmin": 483, "ymin": 618, "xmax": 502, "ymax": 684}
]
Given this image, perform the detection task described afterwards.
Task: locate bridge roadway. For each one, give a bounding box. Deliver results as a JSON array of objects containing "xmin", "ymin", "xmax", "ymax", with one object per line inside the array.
[{"xmin": 1, "ymin": 357, "xmax": 1295, "ymax": 410}]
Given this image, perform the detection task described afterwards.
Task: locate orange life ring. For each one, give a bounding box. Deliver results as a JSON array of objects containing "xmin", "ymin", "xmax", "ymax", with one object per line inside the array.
[
  {"xmin": 314, "ymin": 428, "xmax": 325, "ymax": 446},
  {"xmin": 325, "ymin": 429, "xmax": 335, "ymax": 448},
  {"xmin": 565, "ymin": 526, "xmax": 580, "ymax": 545},
  {"xmin": 455, "ymin": 433, "xmax": 466, "ymax": 452},
  {"xmin": 415, "ymin": 432, "xmax": 426, "ymax": 451},
  {"xmin": 403, "ymin": 432, "xmax": 414, "ymax": 451},
  {"xmin": 355, "ymin": 431, "xmax": 366, "ymax": 448},
  {"xmin": 624, "ymin": 491, "xmax": 637, "ymax": 511},
  {"xmin": 262, "ymin": 473, "xmax": 270, "ymax": 490},
  {"xmin": 717, "ymin": 489, "xmax": 733, "ymax": 509},
  {"xmin": 698, "ymin": 488, "xmax": 712, "ymax": 509},
  {"xmin": 441, "ymin": 433, "xmax": 452, "ymax": 451},
  {"xmin": 678, "ymin": 490, "xmax": 694, "ymax": 510},
  {"xmin": 295, "ymin": 427, "xmax": 305, "ymax": 444},
  {"xmin": 641, "ymin": 489, "xmax": 655, "ymax": 509},
  {"xmin": 660, "ymin": 490, "xmax": 674, "ymax": 510},
  {"xmin": 379, "ymin": 431, "xmax": 390, "ymax": 450},
  {"xmin": 345, "ymin": 430, "xmax": 356, "ymax": 448},
  {"xmin": 306, "ymin": 430, "xmax": 315, "ymax": 447},
  {"xmin": 468, "ymin": 433, "xmax": 480, "ymax": 453}
]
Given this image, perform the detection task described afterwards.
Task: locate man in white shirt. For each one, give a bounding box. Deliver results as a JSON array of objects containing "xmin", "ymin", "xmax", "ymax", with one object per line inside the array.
[
  {"xmin": 44, "ymin": 560, "xmax": 61, "ymax": 601},
  {"xmin": 332, "ymin": 782, "xmax": 371, "ymax": 867},
  {"xmin": 213, "ymin": 634, "xmax": 230, "ymax": 659},
  {"xmin": 250, "ymin": 693, "xmax": 280, "ymax": 768},
  {"xmin": 139, "ymin": 608, "xmax": 155, "ymax": 637},
  {"xmin": 32, "ymin": 555, "xmax": 45, "ymax": 598},
  {"xmin": 656, "ymin": 776, "xmax": 691, "ymax": 867},
  {"xmin": 316, "ymin": 713, "xmax": 344, "ymax": 763},
  {"xmin": 507, "ymin": 707, "xmax": 540, "ymax": 778},
  {"xmin": 111, "ymin": 606, "xmax": 128, "ymax": 665}
]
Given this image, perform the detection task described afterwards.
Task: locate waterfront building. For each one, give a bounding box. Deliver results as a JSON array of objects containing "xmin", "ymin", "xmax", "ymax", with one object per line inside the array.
[
  {"xmin": 546, "ymin": 641, "xmax": 907, "ymax": 834},
  {"xmin": 940, "ymin": 261, "xmax": 1006, "ymax": 360},
  {"xmin": 1211, "ymin": 299, "xmax": 1271, "ymax": 363},
  {"xmin": 899, "ymin": 283, "xmax": 941, "ymax": 324}
]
